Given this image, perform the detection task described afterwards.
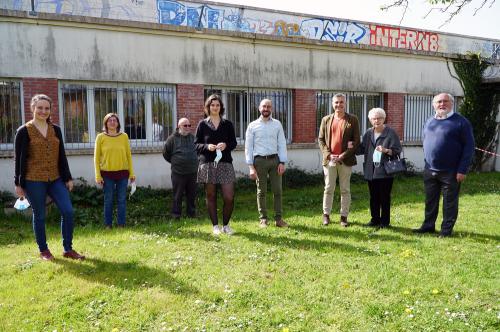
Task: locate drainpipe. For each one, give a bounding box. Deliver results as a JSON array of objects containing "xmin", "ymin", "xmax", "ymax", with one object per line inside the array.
[{"xmin": 29, "ymin": 0, "xmax": 37, "ymax": 16}]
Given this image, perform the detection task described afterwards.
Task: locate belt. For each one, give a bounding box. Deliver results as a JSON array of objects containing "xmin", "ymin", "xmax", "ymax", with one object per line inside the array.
[{"xmin": 255, "ymin": 154, "xmax": 278, "ymax": 159}]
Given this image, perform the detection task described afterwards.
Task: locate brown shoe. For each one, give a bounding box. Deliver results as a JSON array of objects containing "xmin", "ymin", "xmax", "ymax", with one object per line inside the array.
[
  {"xmin": 275, "ymin": 219, "xmax": 289, "ymax": 228},
  {"xmin": 40, "ymin": 250, "xmax": 54, "ymax": 261},
  {"xmin": 259, "ymin": 218, "xmax": 269, "ymax": 228},
  {"xmin": 340, "ymin": 216, "xmax": 349, "ymax": 227},
  {"xmin": 323, "ymin": 214, "xmax": 330, "ymax": 226},
  {"xmin": 63, "ymin": 250, "xmax": 86, "ymax": 260}
]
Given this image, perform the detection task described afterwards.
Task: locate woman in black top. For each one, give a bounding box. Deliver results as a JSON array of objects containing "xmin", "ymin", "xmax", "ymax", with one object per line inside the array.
[{"xmin": 194, "ymin": 94, "xmax": 237, "ymax": 235}]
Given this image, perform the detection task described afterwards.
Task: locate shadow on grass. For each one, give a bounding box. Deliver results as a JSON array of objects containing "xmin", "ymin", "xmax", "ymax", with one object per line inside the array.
[
  {"xmin": 233, "ymin": 229, "xmax": 378, "ymax": 255},
  {"xmin": 289, "ymin": 223, "xmax": 416, "ymax": 243},
  {"xmin": 54, "ymin": 257, "xmax": 199, "ymax": 295}
]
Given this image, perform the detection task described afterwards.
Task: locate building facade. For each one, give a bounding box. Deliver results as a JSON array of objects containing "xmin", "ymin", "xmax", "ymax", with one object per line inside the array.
[{"xmin": 1, "ymin": 0, "xmax": 499, "ymax": 190}]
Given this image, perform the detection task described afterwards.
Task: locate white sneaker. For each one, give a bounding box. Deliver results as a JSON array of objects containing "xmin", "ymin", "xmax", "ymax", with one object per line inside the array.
[
  {"xmin": 222, "ymin": 225, "xmax": 234, "ymax": 235},
  {"xmin": 213, "ymin": 225, "xmax": 221, "ymax": 235}
]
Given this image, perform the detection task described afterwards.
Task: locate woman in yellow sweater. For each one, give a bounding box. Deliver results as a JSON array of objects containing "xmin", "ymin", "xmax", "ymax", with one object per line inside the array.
[{"xmin": 94, "ymin": 113, "xmax": 135, "ymax": 228}]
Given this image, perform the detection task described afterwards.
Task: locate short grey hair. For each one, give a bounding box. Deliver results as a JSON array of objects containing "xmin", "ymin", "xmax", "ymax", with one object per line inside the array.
[
  {"xmin": 332, "ymin": 93, "xmax": 346, "ymax": 102},
  {"xmin": 368, "ymin": 108, "xmax": 386, "ymax": 119},
  {"xmin": 432, "ymin": 93, "xmax": 454, "ymax": 104}
]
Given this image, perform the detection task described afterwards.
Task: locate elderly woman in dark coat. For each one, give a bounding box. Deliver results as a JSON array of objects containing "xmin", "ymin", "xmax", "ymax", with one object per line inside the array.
[{"xmin": 357, "ymin": 108, "xmax": 402, "ymax": 228}]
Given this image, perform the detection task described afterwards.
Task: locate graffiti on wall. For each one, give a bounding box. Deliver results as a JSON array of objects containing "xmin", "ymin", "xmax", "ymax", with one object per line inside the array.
[
  {"xmin": 2, "ymin": 0, "xmax": 497, "ymax": 56},
  {"xmin": 300, "ymin": 18, "xmax": 366, "ymax": 43},
  {"xmin": 12, "ymin": 0, "xmax": 152, "ymax": 21},
  {"xmin": 369, "ymin": 25, "xmax": 439, "ymax": 52},
  {"xmin": 492, "ymin": 43, "xmax": 500, "ymax": 60},
  {"xmin": 156, "ymin": 0, "xmax": 367, "ymax": 43}
]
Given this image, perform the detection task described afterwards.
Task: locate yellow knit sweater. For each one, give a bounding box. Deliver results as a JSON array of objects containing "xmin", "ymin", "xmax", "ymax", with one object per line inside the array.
[{"xmin": 94, "ymin": 132, "xmax": 135, "ymax": 182}]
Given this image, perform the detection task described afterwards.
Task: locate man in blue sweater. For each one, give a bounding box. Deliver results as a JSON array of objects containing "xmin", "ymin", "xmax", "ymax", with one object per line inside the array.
[{"xmin": 413, "ymin": 93, "xmax": 474, "ymax": 237}]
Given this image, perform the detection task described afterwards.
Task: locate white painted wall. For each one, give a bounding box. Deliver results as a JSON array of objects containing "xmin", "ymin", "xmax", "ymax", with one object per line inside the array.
[
  {"xmin": 0, "ymin": 145, "xmax": 428, "ymax": 192},
  {"xmin": 0, "ymin": 20, "xmax": 463, "ymax": 95}
]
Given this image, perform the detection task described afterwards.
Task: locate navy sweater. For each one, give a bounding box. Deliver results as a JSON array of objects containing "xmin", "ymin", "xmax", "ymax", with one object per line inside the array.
[{"xmin": 423, "ymin": 113, "xmax": 474, "ymax": 174}]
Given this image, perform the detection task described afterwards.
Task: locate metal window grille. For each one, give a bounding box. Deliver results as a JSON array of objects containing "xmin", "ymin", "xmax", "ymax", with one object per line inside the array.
[
  {"xmin": 403, "ymin": 95, "xmax": 434, "ymax": 142},
  {"xmin": 0, "ymin": 80, "xmax": 22, "ymax": 150},
  {"xmin": 61, "ymin": 84, "xmax": 89, "ymax": 146},
  {"xmin": 60, "ymin": 83, "xmax": 176, "ymax": 149},
  {"xmin": 316, "ymin": 91, "xmax": 383, "ymax": 134},
  {"xmin": 204, "ymin": 87, "xmax": 292, "ymax": 143}
]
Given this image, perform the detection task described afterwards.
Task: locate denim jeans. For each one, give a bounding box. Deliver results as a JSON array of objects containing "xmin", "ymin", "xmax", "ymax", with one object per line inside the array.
[
  {"xmin": 103, "ymin": 176, "xmax": 128, "ymax": 226},
  {"xmin": 25, "ymin": 178, "xmax": 74, "ymax": 252}
]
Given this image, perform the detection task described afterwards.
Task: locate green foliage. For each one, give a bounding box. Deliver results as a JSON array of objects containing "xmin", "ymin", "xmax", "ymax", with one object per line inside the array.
[
  {"xmin": 452, "ymin": 53, "xmax": 500, "ymax": 170},
  {"xmin": 0, "ymin": 190, "xmax": 16, "ymax": 208},
  {"xmin": 70, "ymin": 178, "xmax": 104, "ymax": 207}
]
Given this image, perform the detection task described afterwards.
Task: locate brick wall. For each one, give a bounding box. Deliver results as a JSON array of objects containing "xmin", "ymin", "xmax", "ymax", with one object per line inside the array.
[
  {"xmin": 384, "ymin": 92, "xmax": 404, "ymax": 139},
  {"xmin": 292, "ymin": 89, "xmax": 317, "ymax": 143},
  {"xmin": 22, "ymin": 78, "xmax": 59, "ymax": 124},
  {"xmin": 176, "ymin": 84, "xmax": 205, "ymax": 126}
]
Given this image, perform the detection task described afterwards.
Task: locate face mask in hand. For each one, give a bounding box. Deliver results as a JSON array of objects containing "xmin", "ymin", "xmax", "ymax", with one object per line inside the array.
[
  {"xmin": 129, "ymin": 182, "xmax": 137, "ymax": 199},
  {"xmin": 14, "ymin": 197, "xmax": 30, "ymax": 210},
  {"xmin": 214, "ymin": 149, "xmax": 222, "ymax": 166},
  {"xmin": 373, "ymin": 149, "xmax": 382, "ymax": 167}
]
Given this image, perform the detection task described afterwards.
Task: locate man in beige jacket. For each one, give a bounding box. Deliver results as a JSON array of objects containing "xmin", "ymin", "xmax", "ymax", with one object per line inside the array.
[{"xmin": 318, "ymin": 94, "xmax": 360, "ymax": 227}]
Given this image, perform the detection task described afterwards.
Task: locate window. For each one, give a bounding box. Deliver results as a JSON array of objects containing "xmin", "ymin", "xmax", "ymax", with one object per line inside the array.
[
  {"xmin": 59, "ymin": 83, "xmax": 176, "ymax": 149},
  {"xmin": 0, "ymin": 80, "xmax": 23, "ymax": 150},
  {"xmin": 404, "ymin": 94, "xmax": 464, "ymax": 142},
  {"xmin": 204, "ymin": 87, "xmax": 293, "ymax": 143},
  {"xmin": 404, "ymin": 95, "xmax": 434, "ymax": 142},
  {"xmin": 316, "ymin": 92, "xmax": 383, "ymax": 134}
]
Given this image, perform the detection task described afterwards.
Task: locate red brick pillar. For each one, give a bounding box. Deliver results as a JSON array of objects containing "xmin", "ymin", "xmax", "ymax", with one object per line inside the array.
[
  {"xmin": 384, "ymin": 93, "xmax": 404, "ymax": 139},
  {"xmin": 176, "ymin": 84, "xmax": 205, "ymax": 126},
  {"xmin": 292, "ymin": 89, "xmax": 317, "ymax": 143},
  {"xmin": 22, "ymin": 78, "xmax": 59, "ymax": 124}
]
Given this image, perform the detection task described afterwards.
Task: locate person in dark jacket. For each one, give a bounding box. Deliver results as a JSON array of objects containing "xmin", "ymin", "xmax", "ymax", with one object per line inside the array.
[
  {"xmin": 357, "ymin": 108, "xmax": 402, "ymax": 228},
  {"xmin": 413, "ymin": 93, "xmax": 474, "ymax": 237},
  {"xmin": 163, "ymin": 117, "xmax": 198, "ymax": 219},
  {"xmin": 194, "ymin": 94, "xmax": 237, "ymax": 235},
  {"xmin": 14, "ymin": 94, "xmax": 85, "ymax": 261}
]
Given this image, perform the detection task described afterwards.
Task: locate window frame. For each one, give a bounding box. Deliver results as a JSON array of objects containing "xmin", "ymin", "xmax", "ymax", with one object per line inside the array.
[
  {"xmin": 58, "ymin": 81, "xmax": 177, "ymax": 150},
  {"xmin": 0, "ymin": 79, "xmax": 24, "ymax": 151},
  {"xmin": 316, "ymin": 91, "xmax": 384, "ymax": 134},
  {"xmin": 204, "ymin": 86, "xmax": 293, "ymax": 144}
]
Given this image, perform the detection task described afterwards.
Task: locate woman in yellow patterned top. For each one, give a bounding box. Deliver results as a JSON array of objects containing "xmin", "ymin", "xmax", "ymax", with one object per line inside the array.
[{"xmin": 94, "ymin": 113, "xmax": 135, "ymax": 228}]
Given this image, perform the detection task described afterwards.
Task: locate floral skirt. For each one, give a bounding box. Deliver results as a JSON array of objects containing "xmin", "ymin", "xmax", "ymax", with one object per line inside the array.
[{"xmin": 197, "ymin": 162, "xmax": 235, "ymax": 184}]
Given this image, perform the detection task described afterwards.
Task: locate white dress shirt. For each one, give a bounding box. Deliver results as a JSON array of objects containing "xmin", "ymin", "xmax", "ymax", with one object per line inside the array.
[{"xmin": 245, "ymin": 116, "xmax": 287, "ymax": 165}]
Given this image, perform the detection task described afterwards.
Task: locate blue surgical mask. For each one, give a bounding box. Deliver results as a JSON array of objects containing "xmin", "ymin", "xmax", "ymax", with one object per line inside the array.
[
  {"xmin": 373, "ymin": 150, "xmax": 382, "ymax": 166},
  {"xmin": 14, "ymin": 197, "xmax": 30, "ymax": 210},
  {"xmin": 214, "ymin": 149, "xmax": 222, "ymax": 165}
]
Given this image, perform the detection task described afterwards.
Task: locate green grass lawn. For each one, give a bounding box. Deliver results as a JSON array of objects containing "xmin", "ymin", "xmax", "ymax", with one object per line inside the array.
[{"xmin": 0, "ymin": 173, "xmax": 498, "ymax": 331}]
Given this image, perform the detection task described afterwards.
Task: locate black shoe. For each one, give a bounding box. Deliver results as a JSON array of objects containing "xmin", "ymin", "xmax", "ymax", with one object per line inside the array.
[
  {"xmin": 412, "ymin": 226, "xmax": 436, "ymax": 234},
  {"xmin": 366, "ymin": 221, "xmax": 380, "ymax": 227},
  {"xmin": 379, "ymin": 224, "xmax": 391, "ymax": 229}
]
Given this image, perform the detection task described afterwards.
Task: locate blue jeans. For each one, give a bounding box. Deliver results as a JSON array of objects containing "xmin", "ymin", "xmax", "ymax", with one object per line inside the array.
[
  {"xmin": 25, "ymin": 178, "xmax": 74, "ymax": 252},
  {"xmin": 103, "ymin": 177, "xmax": 128, "ymax": 226}
]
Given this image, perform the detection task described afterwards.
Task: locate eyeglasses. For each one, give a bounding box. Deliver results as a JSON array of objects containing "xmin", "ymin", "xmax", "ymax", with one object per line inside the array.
[{"xmin": 181, "ymin": 124, "xmax": 191, "ymax": 128}]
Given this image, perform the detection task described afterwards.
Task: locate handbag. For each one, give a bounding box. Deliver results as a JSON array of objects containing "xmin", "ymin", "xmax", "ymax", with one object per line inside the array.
[{"xmin": 384, "ymin": 155, "xmax": 407, "ymax": 175}]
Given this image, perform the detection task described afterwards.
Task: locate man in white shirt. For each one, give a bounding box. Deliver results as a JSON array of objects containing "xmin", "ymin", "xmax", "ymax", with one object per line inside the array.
[{"xmin": 245, "ymin": 99, "xmax": 288, "ymax": 228}]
